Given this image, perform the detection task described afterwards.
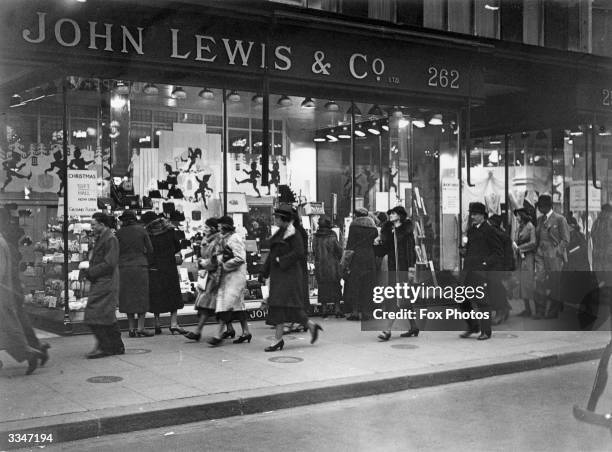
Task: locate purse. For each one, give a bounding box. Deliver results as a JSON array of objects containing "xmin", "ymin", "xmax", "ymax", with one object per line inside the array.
[{"xmin": 340, "ymin": 249, "xmax": 355, "ymax": 278}]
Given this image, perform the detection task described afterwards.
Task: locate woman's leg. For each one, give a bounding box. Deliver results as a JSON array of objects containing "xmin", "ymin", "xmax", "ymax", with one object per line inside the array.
[
  {"xmin": 238, "ymin": 313, "xmax": 250, "ymax": 336},
  {"xmin": 274, "ymin": 324, "xmax": 283, "ymax": 343},
  {"xmin": 154, "ymin": 314, "xmax": 161, "ymax": 329},
  {"xmin": 137, "ymin": 314, "xmax": 146, "ymax": 332},
  {"xmin": 127, "ymin": 313, "xmax": 136, "ymax": 331},
  {"xmin": 170, "ymin": 311, "xmax": 178, "ymax": 328}
]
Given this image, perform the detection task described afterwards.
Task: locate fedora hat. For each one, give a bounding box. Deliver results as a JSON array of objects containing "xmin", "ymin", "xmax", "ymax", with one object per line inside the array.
[
  {"xmin": 118, "ymin": 210, "xmax": 137, "ymax": 222},
  {"xmin": 140, "ymin": 211, "xmax": 158, "ymax": 225},
  {"xmin": 468, "ymin": 202, "xmax": 487, "ymax": 216},
  {"xmin": 273, "ymin": 205, "xmax": 294, "ymax": 220}
]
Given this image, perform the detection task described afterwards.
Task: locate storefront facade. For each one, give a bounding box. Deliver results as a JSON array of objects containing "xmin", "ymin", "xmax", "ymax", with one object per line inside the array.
[{"xmin": 1, "ymin": 0, "xmax": 609, "ymax": 332}]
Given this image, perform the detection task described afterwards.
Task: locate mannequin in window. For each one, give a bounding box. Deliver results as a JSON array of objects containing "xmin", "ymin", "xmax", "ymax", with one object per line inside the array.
[
  {"xmin": 235, "ymin": 161, "xmax": 262, "ymax": 197},
  {"xmin": 1, "ymin": 153, "xmax": 32, "ymax": 192},
  {"xmin": 181, "ymin": 147, "xmax": 202, "ymax": 173},
  {"xmin": 68, "ymin": 147, "xmax": 94, "ymax": 170}
]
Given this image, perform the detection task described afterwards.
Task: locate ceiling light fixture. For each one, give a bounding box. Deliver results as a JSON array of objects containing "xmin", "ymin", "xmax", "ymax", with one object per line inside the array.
[
  {"xmin": 199, "ymin": 88, "xmax": 214, "ymax": 100},
  {"xmin": 428, "ymin": 114, "xmax": 443, "ymax": 125},
  {"xmin": 252, "ymin": 93, "xmax": 264, "ymax": 104},
  {"xmin": 367, "ymin": 121, "xmax": 381, "ymax": 135},
  {"xmin": 277, "ymin": 95, "xmax": 292, "ymax": 107},
  {"xmin": 381, "ymin": 119, "xmax": 389, "ymax": 132},
  {"xmin": 599, "ymin": 126, "xmax": 611, "ymax": 136},
  {"xmin": 313, "ymin": 131, "xmax": 326, "ymax": 143},
  {"xmin": 227, "ymin": 90, "xmax": 241, "ymax": 102},
  {"xmin": 338, "ymin": 125, "xmax": 351, "ymax": 139},
  {"xmin": 325, "ymin": 100, "xmax": 340, "ymax": 112},
  {"xmin": 354, "ymin": 125, "xmax": 366, "ymax": 137},
  {"xmin": 115, "ymin": 81, "xmax": 130, "ymax": 95},
  {"xmin": 326, "ymin": 129, "xmax": 338, "ymax": 142},
  {"xmin": 171, "ymin": 86, "xmax": 187, "ymax": 99},
  {"xmin": 412, "ymin": 118, "xmax": 425, "ymax": 128},
  {"xmin": 143, "ymin": 84, "xmax": 159, "ymax": 95},
  {"xmin": 9, "ymin": 94, "xmax": 24, "ymax": 108},
  {"xmin": 301, "ymin": 97, "xmax": 315, "ymax": 109},
  {"xmin": 346, "ymin": 103, "xmax": 361, "ymax": 116},
  {"xmin": 368, "ymin": 104, "xmax": 384, "ymax": 117},
  {"xmin": 391, "ymin": 106, "xmax": 403, "ymax": 118}
]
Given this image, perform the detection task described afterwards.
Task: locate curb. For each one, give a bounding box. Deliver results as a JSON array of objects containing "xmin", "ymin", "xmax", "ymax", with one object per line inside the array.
[{"xmin": 0, "ymin": 345, "xmax": 604, "ymax": 449}]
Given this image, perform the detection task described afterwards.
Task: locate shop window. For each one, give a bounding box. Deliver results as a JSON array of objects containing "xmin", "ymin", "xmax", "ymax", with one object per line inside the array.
[
  {"xmin": 153, "ymin": 110, "xmax": 179, "ymax": 127},
  {"xmin": 543, "ymin": 0, "xmax": 569, "ymax": 50},
  {"xmin": 593, "ymin": 1, "xmax": 612, "ymax": 57},
  {"xmin": 132, "ymin": 109, "xmax": 152, "ymax": 122},
  {"xmin": 424, "ymin": 0, "xmax": 448, "ymax": 31}
]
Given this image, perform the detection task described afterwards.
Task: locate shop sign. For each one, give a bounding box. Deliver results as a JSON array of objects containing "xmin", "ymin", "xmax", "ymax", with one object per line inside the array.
[
  {"xmin": 0, "ymin": 1, "xmax": 482, "ymax": 99},
  {"xmin": 441, "ymin": 178, "xmax": 459, "ymax": 214},
  {"xmin": 304, "ymin": 202, "xmax": 325, "ymax": 215},
  {"xmin": 67, "ymin": 170, "xmax": 98, "ymax": 217},
  {"xmin": 576, "ymin": 82, "xmax": 612, "ymax": 115}
]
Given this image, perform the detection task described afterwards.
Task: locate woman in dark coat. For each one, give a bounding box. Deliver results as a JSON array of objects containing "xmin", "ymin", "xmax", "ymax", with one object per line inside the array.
[
  {"xmin": 82, "ymin": 212, "xmax": 125, "ymax": 358},
  {"xmin": 591, "ymin": 205, "xmax": 612, "ymax": 329},
  {"xmin": 117, "ymin": 210, "xmax": 153, "ymax": 337},
  {"xmin": 374, "ymin": 206, "xmax": 419, "ymax": 340},
  {"xmin": 313, "ymin": 216, "xmax": 343, "ymax": 317},
  {"xmin": 141, "ymin": 211, "xmax": 186, "ymax": 335},
  {"xmin": 260, "ymin": 205, "xmax": 322, "ymax": 352},
  {"xmin": 343, "ymin": 207, "xmax": 378, "ymax": 321}
]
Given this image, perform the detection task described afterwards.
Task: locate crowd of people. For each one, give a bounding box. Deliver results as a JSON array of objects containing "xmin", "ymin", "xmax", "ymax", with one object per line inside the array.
[{"xmin": 2, "ymin": 192, "xmax": 612, "ymax": 373}]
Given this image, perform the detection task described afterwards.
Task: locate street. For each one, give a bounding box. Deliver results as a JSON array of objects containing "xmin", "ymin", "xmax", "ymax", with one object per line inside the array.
[{"xmin": 38, "ymin": 361, "xmax": 612, "ymax": 452}]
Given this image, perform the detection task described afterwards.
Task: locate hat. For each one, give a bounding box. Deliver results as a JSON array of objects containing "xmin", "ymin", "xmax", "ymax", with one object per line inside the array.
[
  {"xmin": 354, "ymin": 207, "xmax": 369, "ymax": 217},
  {"xmin": 218, "ymin": 215, "xmax": 234, "ymax": 227},
  {"xmin": 273, "ymin": 205, "xmax": 294, "ymax": 221},
  {"xmin": 388, "ymin": 206, "xmax": 408, "ymax": 219},
  {"xmin": 141, "ymin": 211, "xmax": 158, "ymax": 225},
  {"xmin": 118, "ymin": 210, "xmax": 137, "ymax": 222},
  {"xmin": 205, "ymin": 217, "xmax": 219, "ymax": 229},
  {"xmin": 537, "ymin": 194, "xmax": 552, "ymax": 207},
  {"xmin": 513, "ymin": 208, "xmax": 526, "ymax": 215},
  {"xmin": 169, "ymin": 211, "xmax": 185, "ymax": 223},
  {"xmin": 318, "ymin": 215, "xmax": 332, "ymax": 229},
  {"xmin": 468, "ymin": 202, "xmax": 487, "ymax": 216}
]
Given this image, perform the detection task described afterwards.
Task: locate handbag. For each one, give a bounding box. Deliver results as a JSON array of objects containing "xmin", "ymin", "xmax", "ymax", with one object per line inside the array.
[{"xmin": 175, "ymin": 253, "xmax": 183, "ymax": 265}]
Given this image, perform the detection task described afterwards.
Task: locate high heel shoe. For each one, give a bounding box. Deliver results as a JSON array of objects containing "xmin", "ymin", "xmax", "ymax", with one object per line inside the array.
[
  {"xmin": 221, "ymin": 330, "xmax": 236, "ymax": 339},
  {"xmin": 400, "ymin": 328, "xmax": 420, "ymax": 338},
  {"xmin": 335, "ymin": 312, "xmax": 345, "ymax": 319},
  {"xmin": 25, "ymin": 349, "xmax": 45, "ymax": 375},
  {"xmin": 128, "ymin": 329, "xmax": 136, "ymax": 338},
  {"xmin": 136, "ymin": 330, "xmax": 154, "ymax": 337},
  {"xmin": 377, "ymin": 331, "xmax": 391, "ymax": 341},
  {"xmin": 207, "ymin": 336, "xmax": 223, "ymax": 347},
  {"xmin": 184, "ymin": 331, "xmax": 201, "ymax": 342},
  {"xmin": 477, "ymin": 331, "xmax": 492, "ymax": 341},
  {"xmin": 169, "ymin": 326, "xmax": 187, "ymax": 335},
  {"xmin": 39, "ymin": 342, "xmax": 50, "ymax": 366},
  {"xmin": 233, "ymin": 333, "xmax": 252, "ymax": 344},
  {"xmin": 264, "ymin": 339, "xmax": 284, "ymax": 352},
  {"xmin": 310, "ymin": 324, "xmax": 323, "ymax": 344}
]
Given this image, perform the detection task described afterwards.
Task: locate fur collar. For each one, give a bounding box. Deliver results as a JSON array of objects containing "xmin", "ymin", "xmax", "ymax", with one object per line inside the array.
[
  {"xmin": 351, "ymin": 216, "xmax": 377, "ymax": 229},
  {"xmin": 283, "ymin": 223, "xmax": 296, "ymax": 240}
]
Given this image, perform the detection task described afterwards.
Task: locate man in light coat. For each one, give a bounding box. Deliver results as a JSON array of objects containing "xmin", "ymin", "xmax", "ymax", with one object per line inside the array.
[{"xmin": 533, "ymin": 194, "xmax": 570, "ymax": 319}]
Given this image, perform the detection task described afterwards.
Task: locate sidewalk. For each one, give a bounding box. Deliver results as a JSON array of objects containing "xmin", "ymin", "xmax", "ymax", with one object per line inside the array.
[{"xmin": 1, "ymin": 307, "xmax": 610, "ymax": 449}]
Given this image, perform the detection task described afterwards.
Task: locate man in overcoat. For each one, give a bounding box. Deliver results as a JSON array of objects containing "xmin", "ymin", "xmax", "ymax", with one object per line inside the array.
[
  {"xmin": 460, "ymin": 202, "xmax": 504, "ymax": 340},
  {"xmin": 533, "ymin": 194, "xmax": 570, "ymax": 319},
  {"xmin": 83, "ymin": 212, "xmax": 125, "ymax": 358}
]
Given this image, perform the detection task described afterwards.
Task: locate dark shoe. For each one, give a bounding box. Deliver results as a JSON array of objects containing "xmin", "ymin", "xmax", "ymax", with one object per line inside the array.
[
  {"xmin": 184, "ymin": 331, "xmax": 202, "ymax": 342},
  {"xmin": 136, "ymin": 330, "xmax": 154, "ymax": 337},
  {"xmin": 517, "ymin": 310, "xmax": 531, "ymax": 317},
  {"xmin": 310, "ymin": 324, "xmax": 323, "ymax": 344},
  {"xmin": 378, "ymin": 331, "xmax": 391, "ymax": 341},
  {"xmin": 233, "ymin": 333, "xmax": 252, "ymax": 344},
  {"xmin": 169, "ymin": 326, "xmax": 187, "ymax": 335},
  {"xmin": 459, "ymin": 328, "xmax": 480, "ymax": 338},
  {"xmin": 87, "ymin": 351, "xmax": 113, "ymax": 359},
  {"xmin": 477, "ymin": 332, "xmax": 492, "ymax": 341},
  {"xmin": 25, "ymin": 349, "xmax": 44, "ymax": 375},
  {"xmin": 114, "ymin": 347, "xmax": 125, "ymax": 355},
  {"xmin": 335, "ymin": 312, "xmax": 345, "ymax": 319},
  {"xmin": 39, "ymin": 342, "xmax": 50, "ymax": 366},
  {"xmin": 400, "ymin": 328, "xmax": 420, "ymax": 338},
  {"xmin": 128, "ymin": 329, "xmax": 136, "ymax": 338},
  {"xmin": 221, "ymin": 330, "xmax": 236, "ymax": 339},
  {"xmin": 154, "ymin": 326, "xmax": 162, "ymax": 335},
  {"xmin": 264, "ymin": 339, "xmax": 284, "ymax": 352},
  {"xmin": 346, "ymin": 314, "xmax": 360, "ymax": 321},
  {"xmin": 207, "ymin": 336, "xmax": 223, "ymax": 347}
]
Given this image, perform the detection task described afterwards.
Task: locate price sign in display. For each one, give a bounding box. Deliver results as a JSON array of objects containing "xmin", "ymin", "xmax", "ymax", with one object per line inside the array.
[{"xmin": 67, "ymin": 170, "xmax": 98, "ymax": 218}]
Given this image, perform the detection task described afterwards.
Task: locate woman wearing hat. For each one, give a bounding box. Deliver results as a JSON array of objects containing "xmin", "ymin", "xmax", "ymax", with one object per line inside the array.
[
  {"xmin": 141, "ymin": 211, "xmax": 186, "ymax": 335},
  {"xmin": 343, "ymin": 207, "xmax": 378, "ymax": 321},
  {"xmin": 374, "ymin": 206, "xmax": 419, "ymax": 341},
  {"xmin": 260, "ymin": 205, "xmax": 323, "ymax": 351},
  {"xmin": 117, "ymin": 210, "xmax": 154, "ymax": 337},
  {"xmin": 513, "ymin": 208, "xmax": 536, "ymax": 317},
  {"xmin": 313, "ymin": 215, "xmax": 344, "ymax": 318},
  {"xmin": 184, "ymin": 217, "xmax": 223, "ymax": 342},
  {"xmin": 208, "ymin": 215, "xmax": 252, "ymax": 346}
]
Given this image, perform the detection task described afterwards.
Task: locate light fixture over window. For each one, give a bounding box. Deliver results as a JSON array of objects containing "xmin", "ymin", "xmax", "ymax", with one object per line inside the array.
[
  {"xmin": 227, "ymin": 90, "xmax": 241, "ymax": 102},
  {"xmin": 277, "ymin": 95, "xmax": 292, "ymax": 107},
  {"xmin": 484, "ymin": 1, "xmax": 499, "ymax": 11},
  {"xmin": 412, "ymin": 118, "xmax": 425, "ymax": 128},
  {"xmin": 325, "ymin": 100, "xmax": 340, "ymax": 112},
  {"xmin": 171, "ymin": 86, "xmax": 187, "ymax": 99},
  {"xmin": 428, "ymin": 114, "xmax": 443, "ymax": 125},
  {"xmin": 346, "ymin": 103, "xmax": 360, "ymax": 116},
  {"xmin": 301, "ymin": 97, "xmax": 315, "ymax": 109},
  {"xmin": 314, "ymin": 131, "xmax": 326, "ymax": 142},
  {"xmin": 367, "ymin": 121, "xmax": 381, "ymax": 135},
  {"xmin": 143, "ymin": 84, "xmax": 159, "ymax": 95},
  {"xmin": 338, "ymin": 125, "xmax": 351, "ymax": 139},
  {"xmin": 368, "ymin": 104, "xmax": 384, "ymax": 117},
  {"xmin": 199, "ymin": 88, "xmax": 214, "ymax": 100},
  {"xmin": 252, "ymin": 93, "xmax": 264, "ymax": 104},
  {"xmin": 354, "ymin": 124, "xmax": 366, "ymax": 137}
]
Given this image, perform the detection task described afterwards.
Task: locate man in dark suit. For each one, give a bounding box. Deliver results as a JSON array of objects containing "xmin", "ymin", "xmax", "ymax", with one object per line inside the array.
[
  {"xmin": 459, "ymin": 202, "xmax": 504, "ymax": 340},
  {"xmin": 534, "ymin": 194, "xmax": 570, "ymax": 319}
]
